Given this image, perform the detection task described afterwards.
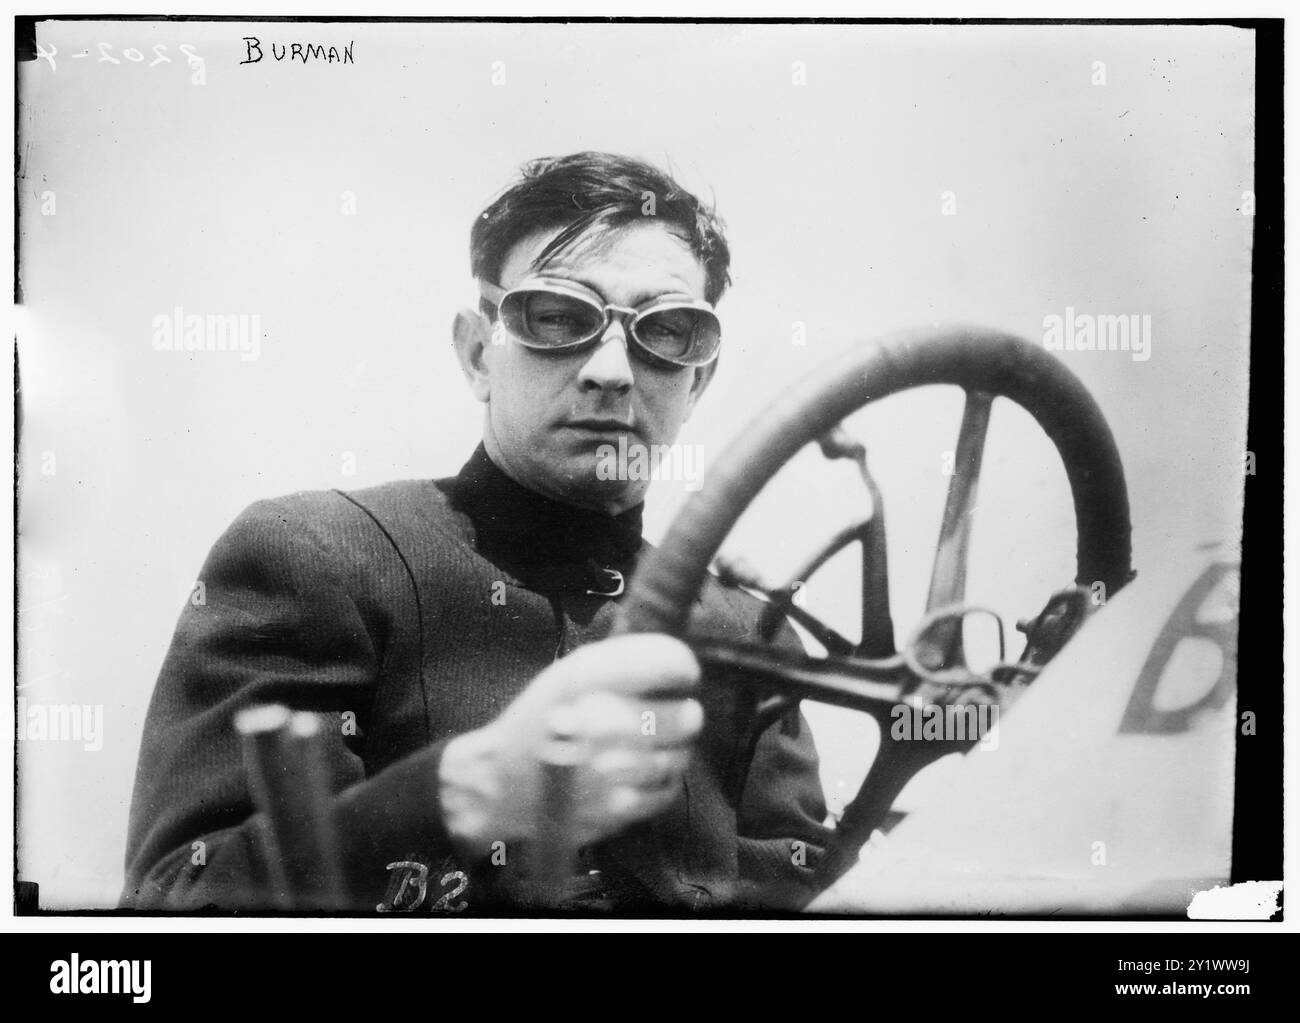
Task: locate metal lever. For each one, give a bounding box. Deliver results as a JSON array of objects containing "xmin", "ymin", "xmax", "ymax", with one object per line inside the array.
[{"xmin": 235, "ymin": 704, "xmax": 347, "ymax": 911}]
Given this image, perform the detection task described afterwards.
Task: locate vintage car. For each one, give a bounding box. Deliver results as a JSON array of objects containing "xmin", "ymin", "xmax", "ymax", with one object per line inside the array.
[{"xmin": 240, "ymin": 325, "xmax": 1251, "ymax": 917}]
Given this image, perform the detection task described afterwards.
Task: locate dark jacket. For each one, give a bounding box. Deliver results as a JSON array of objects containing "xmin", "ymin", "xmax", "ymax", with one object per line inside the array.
[{"xmin": 122, "ymin": 446, "xmax": 830, "ymax": 912}]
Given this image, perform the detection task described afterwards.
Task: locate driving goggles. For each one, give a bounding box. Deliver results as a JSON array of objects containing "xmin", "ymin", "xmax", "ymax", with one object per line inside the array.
[{"xmin": 478, "ymin": 277, "xmax": 722, "ymax": 368}]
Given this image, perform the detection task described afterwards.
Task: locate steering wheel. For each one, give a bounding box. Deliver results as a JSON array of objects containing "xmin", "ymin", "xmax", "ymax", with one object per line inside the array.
[{"xmin": 614, "ymin": 325, "xmax": 1135, "ymax": 898}]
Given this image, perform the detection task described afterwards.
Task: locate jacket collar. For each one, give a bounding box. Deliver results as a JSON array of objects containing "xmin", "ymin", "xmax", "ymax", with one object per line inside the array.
[{"xmin": 451, "ymin": 444, "xmax": 644, "ymax": 595}]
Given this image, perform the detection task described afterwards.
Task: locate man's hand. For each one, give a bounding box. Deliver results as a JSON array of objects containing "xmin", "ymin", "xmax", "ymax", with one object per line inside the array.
[{"xmin": 438, "ymin": 633, "xmax": 703, "ymax": 854}]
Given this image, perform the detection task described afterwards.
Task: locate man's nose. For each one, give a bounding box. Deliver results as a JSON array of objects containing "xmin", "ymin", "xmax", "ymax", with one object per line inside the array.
[{"xmin": 576, "ymin": 320, "xmax": 635, "ymax": 392}]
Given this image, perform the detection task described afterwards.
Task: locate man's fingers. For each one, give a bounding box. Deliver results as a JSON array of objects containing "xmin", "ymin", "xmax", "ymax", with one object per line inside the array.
[
  {"xmin": 573, "ymin": 786, "xmax": 680, "ymax": 846},
  {"xmin": 586, "ymin": 747, "xmax": 692, "ymax": 789},
  {"xmin": 593, "ymin": 782, "xmax": 683, "ymax": 830},
  {"xmin": 543, "ymin": 634, "xmax": 700, "ymax": 698},
  {"xmin": 517, "ymin": 634, "xmax": 705, "ymax": 850},
  {"xmin": 554, "ymin": 692, "xmax": 703, "ymax": 748}
]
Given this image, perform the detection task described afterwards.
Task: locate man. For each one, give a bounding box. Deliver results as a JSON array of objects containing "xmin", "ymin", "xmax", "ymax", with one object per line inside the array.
[{"xmin": 122, "ymin": 151, "xmax": 830, "ymax": 913}]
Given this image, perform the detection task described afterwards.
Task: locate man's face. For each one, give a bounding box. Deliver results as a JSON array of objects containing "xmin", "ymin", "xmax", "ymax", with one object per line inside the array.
[{"xmin": 463, "ymin": 220, "xmax": 715, "ymax": 514}]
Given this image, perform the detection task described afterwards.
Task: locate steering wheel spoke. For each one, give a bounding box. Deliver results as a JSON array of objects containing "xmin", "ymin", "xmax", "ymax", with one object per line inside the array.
[
  {"xmin": 924, "ymin": 388, "xmax": 994, "ymax": 668},
  {"xmin": 814, "ymin": 427, "xmax": 897, "ymax": 657},
  {"xmin": 689, "ymin": 637, "xmax": 910, "ymax": 720}
]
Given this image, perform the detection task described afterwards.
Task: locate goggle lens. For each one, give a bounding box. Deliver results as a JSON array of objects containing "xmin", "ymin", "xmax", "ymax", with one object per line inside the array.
[{"xmin": 516, "ymin": 291, "xmax": 606, "ymax": 346}]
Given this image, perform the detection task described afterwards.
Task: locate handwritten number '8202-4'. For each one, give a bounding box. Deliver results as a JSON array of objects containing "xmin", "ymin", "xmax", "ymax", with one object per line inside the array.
[{"xmin": 34, "ymin": 43, "xmax": 204, "ymax": 73}]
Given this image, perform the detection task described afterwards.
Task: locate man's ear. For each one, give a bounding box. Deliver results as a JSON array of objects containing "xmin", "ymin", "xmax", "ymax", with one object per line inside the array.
[
  {"xmin": 452, "ymin": 308, "xmax": 494, "ymax": 403},
  {"xmin": 681, "ymin": 358, "xmax": 718, "ymax": 421}
]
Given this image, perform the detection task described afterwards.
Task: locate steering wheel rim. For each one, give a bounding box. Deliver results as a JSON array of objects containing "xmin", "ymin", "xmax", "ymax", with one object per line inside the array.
[{"xmin": 617, "ymin": 325, "xmax": 1133, "ymax": 638}]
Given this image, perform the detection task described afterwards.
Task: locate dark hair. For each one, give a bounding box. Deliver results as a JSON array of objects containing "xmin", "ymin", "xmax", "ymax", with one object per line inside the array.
[{"xmin": 470, "ymin": 152, "xmax": 732, "ymax": 311}]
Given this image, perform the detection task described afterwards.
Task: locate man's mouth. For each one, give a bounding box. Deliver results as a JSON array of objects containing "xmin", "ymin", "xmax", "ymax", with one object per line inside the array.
[{"xmin": 564, "ymin": 418, "xmax": 636, "ymax": 434}]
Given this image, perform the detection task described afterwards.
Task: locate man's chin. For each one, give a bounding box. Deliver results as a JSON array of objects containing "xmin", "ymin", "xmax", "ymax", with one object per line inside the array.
[{"xmin": 555, "ymin": 447, "xmax": 647, "ymax": 512}]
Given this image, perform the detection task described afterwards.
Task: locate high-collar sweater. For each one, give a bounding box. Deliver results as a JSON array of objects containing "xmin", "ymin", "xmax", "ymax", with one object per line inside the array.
[{"xmin": 121, "ymin": 446, "xmax": 830, "ymax": 913}]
